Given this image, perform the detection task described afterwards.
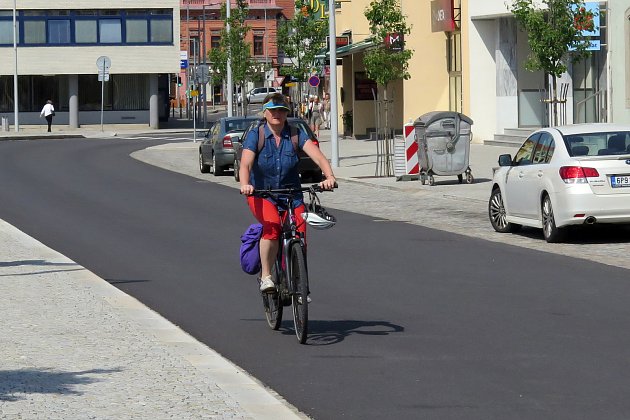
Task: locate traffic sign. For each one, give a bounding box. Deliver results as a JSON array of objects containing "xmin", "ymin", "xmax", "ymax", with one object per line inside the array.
[
  {"xmin": 308, "ymin": 75, "xmax": 320, "ymax": 88},
  {"xmin": 190, "ymin": 90, "xmax": 199, "ymax": 97},
  {"xmin": 180, "ymin": 59, "xmax": 188, "ymax": 69},
  {"xmin": 275, "ymin": 76, "xmax": 285, "ymax": 86},
  {"xmin": 98, "ymin": 73, "xmax": 110, "ymax": 82},
  {"xmin": 96, "ymin": 56, "xmax": 111, "ymax": 71}
]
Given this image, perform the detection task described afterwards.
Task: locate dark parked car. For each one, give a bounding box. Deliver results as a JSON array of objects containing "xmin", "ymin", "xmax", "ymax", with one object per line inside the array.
[
  {"xmin": 199, "ymin": 116, "xmax": 259, "ymax": 175},
  {"xmin": 233, "ymin": 117, "xmax": 323, "ymax": 183}
]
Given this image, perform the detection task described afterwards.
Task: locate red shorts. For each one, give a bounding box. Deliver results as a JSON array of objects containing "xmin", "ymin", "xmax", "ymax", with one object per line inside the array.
[{"xmin": 247, "ymin": 196, "xmax": 306, "ymax": 240}]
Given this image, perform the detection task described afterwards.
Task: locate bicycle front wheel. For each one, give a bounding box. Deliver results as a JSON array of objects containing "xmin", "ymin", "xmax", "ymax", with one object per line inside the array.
[
  {"xmin": 290, "ymin": 242, "xmax": 309, "ymax": 344},
  {"xmin": 263, "ymin": 264, "xmax": 283, "ymax": 330}
]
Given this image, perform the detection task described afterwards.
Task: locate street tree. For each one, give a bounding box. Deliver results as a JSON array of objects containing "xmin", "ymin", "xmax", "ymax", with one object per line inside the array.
[
  {"xmin": 277, "ymin": 0, "xmax": 328, "ymax": 102},
  {"xmin": 363, "ymin": 0, "xmax": 413, "ymax": 176},
  {"xmin": 208, "ymin": 0, "xmax": 253, "ymax": 115},
  {"xmin": 509, "ymin": 0, "xmax": 597, "ymax": 124}
]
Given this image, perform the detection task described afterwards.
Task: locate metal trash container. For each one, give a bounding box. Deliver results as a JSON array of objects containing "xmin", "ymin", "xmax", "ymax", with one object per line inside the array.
[
  {"xmin": 414, "ymin": 111, "xmax": 474, "ymax": 185},
  {"xmin": 1, "ymin": 116, "xmax": 8, "ymax": 132}
]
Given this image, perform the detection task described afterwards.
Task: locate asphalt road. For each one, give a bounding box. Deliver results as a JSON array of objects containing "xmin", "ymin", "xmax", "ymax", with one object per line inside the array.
[{"xmin": 2, "ymin": 137, "xmax": 630, "ymax": 419}]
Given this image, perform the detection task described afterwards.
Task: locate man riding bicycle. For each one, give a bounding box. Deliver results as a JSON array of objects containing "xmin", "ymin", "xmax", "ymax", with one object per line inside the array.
[{"xmin": 239, "ymin": 93, "xmax": 336, "ymax": 293}]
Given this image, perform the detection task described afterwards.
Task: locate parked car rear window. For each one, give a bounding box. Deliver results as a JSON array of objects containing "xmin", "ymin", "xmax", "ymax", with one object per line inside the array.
[
  {"xmin": 565, "ymin": 132, "xmax": 630, "ymax": 157},
  {"xmin": 226, "ymin": 118, "xmax": 259, "ymax": 133}
]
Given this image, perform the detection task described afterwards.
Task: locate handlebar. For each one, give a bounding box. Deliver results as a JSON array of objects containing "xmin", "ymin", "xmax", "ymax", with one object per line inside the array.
[{"xmin": 250, "ymin": 183, "xmax": 337, "ymax": 197}]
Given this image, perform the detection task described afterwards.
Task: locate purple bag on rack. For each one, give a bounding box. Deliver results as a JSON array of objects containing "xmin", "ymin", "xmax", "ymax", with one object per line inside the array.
[{"xmin": 239, "ymin": 223, "xmax": 263, "ymax": 275}]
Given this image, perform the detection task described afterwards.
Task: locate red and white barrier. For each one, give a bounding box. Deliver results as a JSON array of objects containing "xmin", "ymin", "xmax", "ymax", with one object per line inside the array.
[
  {"xmin": 404, "ymin": 123, "xmax": 419, "ymax": 175},
  {"xmin": 394, "ymin": 123, "xmax": 419, "ymax": 180}
]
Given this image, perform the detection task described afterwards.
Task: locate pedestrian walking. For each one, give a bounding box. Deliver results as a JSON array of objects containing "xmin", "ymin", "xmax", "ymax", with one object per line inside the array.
[
  {"xmin": 310, "ymin": 97, "xmax": 323, "ymax": 137},
  {"xmin": 322, "ymin": 93, "xmax": 331, "ymax": 129},
  {"xmin": 40, "ymin": 99, "xmax": 55, "ymax": 132}
]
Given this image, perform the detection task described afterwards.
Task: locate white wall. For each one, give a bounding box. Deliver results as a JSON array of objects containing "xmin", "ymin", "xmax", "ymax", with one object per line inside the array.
[
  {"xmin": 469, "ymin": 0, "xmax": 511, "ymax": 19},
  {"xmin": 609, "ymin": 0, "xmax": 630, "ymax": 123},
  {"xmin": 468, "ymin": 18, "xmax": 497, "ymax": 142},
  {"xmin": 0, "ymin": 1, "xmax": 180, "ymax": 75}
]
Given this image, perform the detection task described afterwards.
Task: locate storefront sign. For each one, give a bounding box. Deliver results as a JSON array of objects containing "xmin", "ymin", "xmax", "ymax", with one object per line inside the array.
[
  {"xmin": 385, "ymin": 33, "xmax": 404, "ymax": 52},
  {"xmin": 431, "ymin": 0, "xmax": 456, "ymax": 33}
]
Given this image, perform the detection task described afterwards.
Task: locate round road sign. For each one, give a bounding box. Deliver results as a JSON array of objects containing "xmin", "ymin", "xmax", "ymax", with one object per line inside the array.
[{"xmin": 308, "ymin": 75, "xmax": 320, "ymax": 88}]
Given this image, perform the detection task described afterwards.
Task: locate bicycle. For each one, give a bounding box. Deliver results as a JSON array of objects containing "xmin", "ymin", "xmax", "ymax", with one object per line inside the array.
[{"xmin": 252, "ymin": 184, "xmax": 336, "ymax": 344}]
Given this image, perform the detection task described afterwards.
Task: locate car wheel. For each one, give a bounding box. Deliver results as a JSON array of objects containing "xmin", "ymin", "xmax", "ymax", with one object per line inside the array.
[
  {"xmin": 199, "ymin": 151, "xmax": 210, "ymax": 173},
  {"xmin": 489, "ymin": 188, "xmax": 521, "ymax": 233},
  {"xmin": 233, "ymin": 158, "xmax": 240, "ymax": 182},
  {"xmin": 211, "ymin": 153, "xmax": 224, "ymax": 176},
  {"xmin": 542, "ymin": 195, "xmax": 565, "ymax": 243}
]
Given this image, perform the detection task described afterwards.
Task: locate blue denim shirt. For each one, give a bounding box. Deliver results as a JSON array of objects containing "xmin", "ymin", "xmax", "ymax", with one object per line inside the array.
[{"xmin": 242, "ymin": 122, "xmax": 309, "ymax": 203}]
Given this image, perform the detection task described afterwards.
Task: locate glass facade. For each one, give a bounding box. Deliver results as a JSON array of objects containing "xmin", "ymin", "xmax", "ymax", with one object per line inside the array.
[
  {"xmin": 0, "ymin": 9, "xmax": 173, "ymax": 46},
  {"xmin": 0, "ymin": 74, "xmax": 150, "ymax": 113}
]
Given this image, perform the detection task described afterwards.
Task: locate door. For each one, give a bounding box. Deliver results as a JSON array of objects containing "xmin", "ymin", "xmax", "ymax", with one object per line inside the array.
[
  {"xmin": 504, "ymin": 133, "xmax": 540, "ymax": 217},
  {"xmin": 519, "ymin": 132, "xmax": 555, "ymax": 219}
]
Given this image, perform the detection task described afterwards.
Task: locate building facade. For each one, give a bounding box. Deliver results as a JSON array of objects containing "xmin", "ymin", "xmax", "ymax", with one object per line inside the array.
[
  {"xmin": 468, "ymin": 0, "xmax": 614, "ymax": 142},
  {"xmin": 331, "ymin": 0, "xmax": 466, "ymax": 138},
  {"xmin": 178, "ymin": 0, "xmax": 296, "ymax": 105},
  {"xmin": 0, "ymin": 0, "xmax": 180, "ymax": 128}
]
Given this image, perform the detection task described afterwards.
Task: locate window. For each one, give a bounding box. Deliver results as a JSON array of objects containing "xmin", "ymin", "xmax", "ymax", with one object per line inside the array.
[
  {"xmin": 48, "ymin": 19, "xmax": 71, "ymax": 44},
  {"xmin": 24, "ymin": 20, "xmax": 46, "ymax": 44},
  {"xmin": 75, "ymin": 20, "xmax": 97, "ymax": 43},
  {"xmin": 126, "ymin": 19, "xmax": 148, "ymax": 43},
  {"xmin": 150, "ymin": 19, "xmax": 171, "ymax": 43},
  {"xmin": 211, "ymin": 35, "xmax": 220, "ymax": 49},
  {"xmin": 99, "ymin": 19, "xmax": 122, "ymax": 43},
  {"xmin": 532, "ymin": 133, "xmax": 555, "ymax": 164},
  {"xmin": 253, "ymin": 34, "xmax": 264, "ymax": 56},
  {"xmin": 514, "ymin": 134, "xmax": 540, "ymax": 166},
  {"xmin": 3, "ymin": 9, "xmax": 173, "ymax": 46},
  {"xmin": 0, "ymin": 20, "xmax": 14, "ymax": 44}
]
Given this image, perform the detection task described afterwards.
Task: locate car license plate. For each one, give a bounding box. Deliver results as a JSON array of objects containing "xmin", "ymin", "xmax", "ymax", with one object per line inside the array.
[{"xmin": 611, "ymin": 175, "xmax": 630, "ymax": 188}]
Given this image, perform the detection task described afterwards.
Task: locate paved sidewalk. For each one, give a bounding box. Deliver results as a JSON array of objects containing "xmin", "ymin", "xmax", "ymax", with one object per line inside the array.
[{"xmin": 0, "ymin": 218, "xmax": 306, "ymax": 419}]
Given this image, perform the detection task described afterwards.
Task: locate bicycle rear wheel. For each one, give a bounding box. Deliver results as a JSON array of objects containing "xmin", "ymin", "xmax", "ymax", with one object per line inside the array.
[
  {"xmin": 263, "ymin": 264, "xmax": 283, "ymax": 330},
  {"xmin": 290, "ymin": 242, "xmax": 309, "ymax": 344}
]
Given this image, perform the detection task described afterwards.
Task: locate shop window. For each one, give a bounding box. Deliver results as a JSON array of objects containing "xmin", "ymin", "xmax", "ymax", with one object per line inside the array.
[{"xmin": 354, "ymin": 72, "xmax": 377, "ymax": 101}]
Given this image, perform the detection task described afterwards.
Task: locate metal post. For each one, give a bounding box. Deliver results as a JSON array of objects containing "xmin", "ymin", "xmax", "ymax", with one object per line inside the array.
[
  {"xmin": 100, "ymin": 77, "xmax": 104, "ymax": 131},
  {"xmin": 186, "ymin": 0, "xmax": 191, "ymax": 120},
  {"xmin": 328, "ymin": 0, "xmax": 339, "ymax": 167},
  {"xmin": 193, "ymin": 38, "xmax": 197, "ymax": 143},
  {"xmin": 226, "ymin": 0, "xmax": 233, "ymax": 117},
  {"xmin": 13, "ymin": 0, "xmax": 19, "ymax": 132},
  {"xmin": 264, "ymin": 5, "xmax": 268, "ymax": 88},
  {"xmin": 202, "ymin": 4, "xmax": 207, "ymax": 128}
]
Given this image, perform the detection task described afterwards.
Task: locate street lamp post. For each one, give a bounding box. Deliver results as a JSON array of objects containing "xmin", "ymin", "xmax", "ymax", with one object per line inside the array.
[
  {"xmin": 328, "ymin": 0, "xmax": 339, "ymax": 167},
  {"xmin": 226, "ymin": 0, "xmax": 233, "ymax": 117},
  {"xmin": 13, "ymin": 0, "xmax": 19, "ymax": 132}
]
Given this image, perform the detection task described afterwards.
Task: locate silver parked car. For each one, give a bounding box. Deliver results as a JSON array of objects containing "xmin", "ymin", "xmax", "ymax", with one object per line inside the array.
[
  {"xmin": 246, "ymin": 87, "xmax": 277, "ymax": 104},
  {"xmin": 199, "ymin": 116, "xmax": 259, "ymax": 176},
  {"xmin": 489, "ymin": 124, "xmax": 630, "ymax": 242}
]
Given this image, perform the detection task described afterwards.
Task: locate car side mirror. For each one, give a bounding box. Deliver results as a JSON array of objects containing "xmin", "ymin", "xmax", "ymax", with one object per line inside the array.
[{"xmin": 498, "ymin": 154, "xmax": 512, "ymax": 167}]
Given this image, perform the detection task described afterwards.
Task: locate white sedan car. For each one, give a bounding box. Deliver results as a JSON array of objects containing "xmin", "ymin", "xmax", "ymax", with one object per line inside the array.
[{"xmin": 489, "ymin": 124, "xmax": 630, "ymax": 242}]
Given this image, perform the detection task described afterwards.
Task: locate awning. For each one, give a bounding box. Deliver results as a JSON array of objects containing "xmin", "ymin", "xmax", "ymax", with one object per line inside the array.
[{"xmin": 315, "ymin": 37, "xmax": 375, "ymax": 60}]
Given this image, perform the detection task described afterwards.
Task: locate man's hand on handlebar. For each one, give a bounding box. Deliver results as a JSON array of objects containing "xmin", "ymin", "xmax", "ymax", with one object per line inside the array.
[
  {"xmin": 319, "ymin": 175, "xmax": 337, "ymax": 191},
  {"xmin": 240, "ymin": 184, "xmax": 254, "ymax": 196}
]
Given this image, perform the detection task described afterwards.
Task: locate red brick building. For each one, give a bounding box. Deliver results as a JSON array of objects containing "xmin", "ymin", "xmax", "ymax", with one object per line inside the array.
[{"xmin": 179, "ymin": 0, "xmax": 296, "ymax": 103}]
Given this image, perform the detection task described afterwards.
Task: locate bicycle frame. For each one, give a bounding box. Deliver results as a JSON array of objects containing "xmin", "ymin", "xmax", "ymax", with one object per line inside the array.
[{"xmin": 274, "ymin": 194, "xmax": 305, "ymax": 301}]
